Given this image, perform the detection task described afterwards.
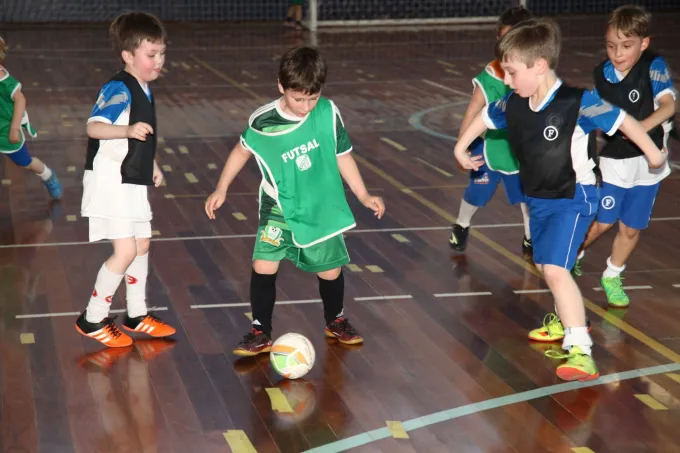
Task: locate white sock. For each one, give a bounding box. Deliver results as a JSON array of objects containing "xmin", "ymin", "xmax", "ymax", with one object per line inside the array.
[
  {"xmin": 125, "ymin": 253, "xmax": 149, "ymax": 318},
  {"xmin": 86, "ymin": 264, "xmax": 125, "ymax": 323},
  {"xmin": 520, "ymin": 203, "xmax": 531, "ymax": 239},
  {"xmin": 456, "ymin": 200, "xmax": 478, "ymax": 229},
  {"xmin": 37, "ymin": 165, "xmax": 53, "ymax": 181},
  {"xmin": 602, "ymin": 256, "xmax": 625, "ymax": 279},
  {"xmin": 563, "ymin": 326, "xmax": 592, "ymax": 356}
]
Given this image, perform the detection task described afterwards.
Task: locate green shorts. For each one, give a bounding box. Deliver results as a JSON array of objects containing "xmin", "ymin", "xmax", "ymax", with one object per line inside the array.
[{"xmin": 253, "ymin": 222, "xmax": 350, "ymax": 273}]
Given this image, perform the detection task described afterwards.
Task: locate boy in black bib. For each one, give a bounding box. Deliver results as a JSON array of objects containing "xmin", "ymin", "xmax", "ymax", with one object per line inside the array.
[
  {"xmin": 454, "ymin": 19, "xmax": 666, "ymax": 382},
  {"xmin": 570, "ymin": 6, "xmax": 676, "ymax": 309}
]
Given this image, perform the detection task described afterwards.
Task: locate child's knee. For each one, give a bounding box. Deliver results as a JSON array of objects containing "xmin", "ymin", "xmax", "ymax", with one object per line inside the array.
[
  {"xmin": 136, "ymin": 238, "xmax": 151, "ymax": 255},
  {"xmin": 618, "ymin": 223, "xmax": 640, "ymax": 240},
  {"xmin": 317, "ymin": 267, "xmax": 341, "ymax": 281},
  {"xmin": 542, "ymin": 264, "xmax": 570, "ymax": 284}
]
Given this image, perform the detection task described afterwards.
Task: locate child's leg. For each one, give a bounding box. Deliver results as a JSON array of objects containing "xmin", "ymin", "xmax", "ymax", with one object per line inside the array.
[
  {"xmin": 121, "ymin": 225, "xmax": 176, "ymax": 338},
  {"xmin": 501, "ymin": 172, "xmax": 531, "ymax": 253},
  {"xmin": 600, "ymin": 182, "xmax": 659, "ymax": 306},
  {"xmin": 7, "ymin": 144, "xmax": 62, "ymax": 198},
  {"xmin": 250, "ymin": 259, "xmax": 280, "ymax": 337}
]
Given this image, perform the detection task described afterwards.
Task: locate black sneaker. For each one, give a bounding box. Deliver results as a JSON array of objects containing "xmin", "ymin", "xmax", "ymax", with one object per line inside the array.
[
  {"xmin": 522, "ymin": 236, "xmax": 533, "ymax": 256},
  {"xmin": 325, "ymin": 317, "xmax": 363, "ymax": 345},
  {"xmin": 449, "ymin": 224, "xmax": 469, "ymax": 251},
  {"xmin": 232, "ymin": 328, "xmax": 273, "ymax": 357}
]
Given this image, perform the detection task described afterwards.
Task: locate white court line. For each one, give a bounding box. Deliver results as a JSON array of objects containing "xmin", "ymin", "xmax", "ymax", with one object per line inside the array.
[
  {"xmin": 3, "ymin": 217, "xmax": 680, "ymax": 250},
  {"xmin": 190, "ymin": 299, "xmax": 322, "ymax": 309},
  {"xmin": 434, "ymin": 292, "xmax": 493, "ymax": 297},
  {"xmin": 513, "ymin": 289, "xmax": 551, "ymax": 294},
  {"xmin": 16, "ymin": 306, "xmax": 168, "ymax": 319},
  {"xmin": 673, "ymin": 284, "xmax": 680, "ymax": 288},
  {"xmin": 354, "ymin": 295, "xmax": 413, "ymax": 301},
  {"xmin": 593, "ymin": 285, "xmax": 653, "ymax": 291},
  {"xmin": 422, "ymin": 79, "xmax": 472, "ymax": 97}
]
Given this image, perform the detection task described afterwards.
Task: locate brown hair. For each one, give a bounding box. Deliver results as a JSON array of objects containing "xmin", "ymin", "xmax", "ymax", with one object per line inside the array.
[
  {"xmin": 607, "ymin": 5, "xmax": 650, "ymax": 38},
  {"xmin": 109, "ymin": 11, "xmax": 167, "ymax": 57},
  {"xmin": 278, "ymin": 46, "xmax": 327, "ymax": 94},
  {"xmin": 496, "ymin": 18, "xmax": 561, "ymax": 69},
  {"xmin": 0, "ymin": 36, "xmax": 7, "ymax": 62},
  {"xmin": 497, "ymin": 6, "xmax": 534, "ymax": 35}
]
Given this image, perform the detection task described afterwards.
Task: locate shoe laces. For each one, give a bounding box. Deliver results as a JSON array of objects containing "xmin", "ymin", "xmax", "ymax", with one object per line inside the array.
[
  {"xmin": 332, "ymin": 317, "xmax": 357, "ymax": 335},
  {"xmin": 604, "ymin": 276, "xmax": 626, "ymax": 298},
  {"xmin": 541, "ymin": 313, "xmax": 563, "ymax": 336},
  {"xmin": 103, "ymin": 317, "xmax": 123, "ymax": 339}
]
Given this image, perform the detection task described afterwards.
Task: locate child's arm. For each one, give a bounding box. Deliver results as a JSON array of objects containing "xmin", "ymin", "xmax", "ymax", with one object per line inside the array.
[
  {"xmin": 453, "ymin": 113, "xmax": 490, "ymax": 171},
  {"xmin": 617, "ymin": 115, "xmax": 667, "ymax": 167},
  {"xmin": 87, "ymin": 121, "xmax": 153, "ymax": 141},
  {"xmin": 9, "ymin": 89, "xmax": 26, "ymax": 143},
  {"xmin": 337, "ymin": 153, "xmax": 385, "ymax": 219},
  {"xmin": 205, "ymin": 142, "xmax": 252, "ymax": 219},
  {"xmin": 458, "ymin": 88, "xmax": 486, "ymax": 138},
  {"xmin": 640, "ymin": 93, "xmax": 675, "ymax": 133},
  {"xmin": 641, "ymin": 57, "xmax": 677, "ymax": 135}
]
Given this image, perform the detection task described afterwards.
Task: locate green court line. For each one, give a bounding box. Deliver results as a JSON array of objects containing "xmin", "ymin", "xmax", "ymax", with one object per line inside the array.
[{"xmin": 304, "ymin": 363, "xmax": 680, "ymax": 452}]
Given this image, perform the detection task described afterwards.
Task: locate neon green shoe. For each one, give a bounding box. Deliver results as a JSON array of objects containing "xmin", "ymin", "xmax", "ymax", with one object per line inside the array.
[
  {"xmin": 547, "ymin": 346, "xmax": 599, "ymax": 381},
  {"xmin": 528, "ymin": 313, "xmax": 564, "ymax": 342},
  {"xmin": 601, "ymin": 276, "xmax": 630, "ymax": 307},
  {"xmin": 571, "ymin": 257, "xmax": 583, "ymax": 277}
]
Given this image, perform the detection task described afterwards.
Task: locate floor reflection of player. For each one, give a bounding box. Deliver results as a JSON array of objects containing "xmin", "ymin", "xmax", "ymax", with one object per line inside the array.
[{"xmin": 78, "ymin": 339, "xmax": 176, "ymax": 453}]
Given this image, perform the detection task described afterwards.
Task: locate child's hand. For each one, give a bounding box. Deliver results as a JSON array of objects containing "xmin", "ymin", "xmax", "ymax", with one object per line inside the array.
[
  {"xmin": 648, "ymin": 148, "xmax": 668, "ymax": 169},
  {"xmin": 205, "ymin": 190, "xmax": 227, "ymax": 220},
  {"xmin": 127, "ymin": 122, "xmax": 154, "ymax": 141},
  {"xmin": 455, "ymin": 150, "xmax": 484, "ymax": 171},
  {"xmin": 359, "ymin": 194, "xmax": 385, "ymax": 219},
  {"xmin": 152, "ymin": 162, "xmax": 164, "ymax": 187},
  {"xmin": 8, "ymin": 127, "xmax": 20, "ymax": 144}
]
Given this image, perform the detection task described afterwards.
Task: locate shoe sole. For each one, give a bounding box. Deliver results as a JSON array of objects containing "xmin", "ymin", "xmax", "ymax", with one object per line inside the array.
[
  {"xmin": 325, "ymin": 330, "xmax": 364, "ymax": 344},
  {"xmin": 556, "ymin": 366, "xmax": 600, "ymax": 382},
  {"xmin": 121, "ymin": 324, "xmax": 176, "ymax": 338},
  {"xmin": 75, "ymin": 324, "xmax": 133, "ymax": 348},
  {"xmin": 607, "ymin": 301, "xmax": 630, "ymax": 308},
  {"xmin": 232, "ymin": 346, "xmax": 271, "ymax": 357}
]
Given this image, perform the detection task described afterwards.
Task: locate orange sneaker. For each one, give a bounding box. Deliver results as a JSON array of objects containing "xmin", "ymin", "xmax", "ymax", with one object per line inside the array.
[
  {"xmin": 122, "ymin": 313, "xmax": 176, "ymax": 338},
  {"xmin": 78, "ymin": 346, "xmax": 133, "ymax": 372},
  {"xmin": 75, "ymin": 312, "xmax": 133, "ymax": 348}
]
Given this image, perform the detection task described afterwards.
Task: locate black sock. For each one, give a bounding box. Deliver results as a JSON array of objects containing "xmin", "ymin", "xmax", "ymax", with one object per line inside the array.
[
  {"xmin": 319, "ymin": 271, "xmax": 344, "ymax": 325},
  {"xmin": 250, "ymin": 270, "xmax": 277, "ymax": 337}
]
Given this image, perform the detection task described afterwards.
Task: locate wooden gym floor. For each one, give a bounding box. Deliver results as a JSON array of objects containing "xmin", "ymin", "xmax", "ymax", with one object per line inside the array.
[{"xmin": 1, "ymin": 13, "xmax": 680, "ymax": 453}]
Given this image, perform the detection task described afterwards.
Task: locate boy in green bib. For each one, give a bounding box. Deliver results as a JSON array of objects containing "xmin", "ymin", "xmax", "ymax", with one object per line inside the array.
[
  {"xmin": 449, "ymin": 7, "xmax": 533, "ymax": 255},
  {"xmin": 205, "ymin": 46, "xmax": 385, "ymax": 356}
]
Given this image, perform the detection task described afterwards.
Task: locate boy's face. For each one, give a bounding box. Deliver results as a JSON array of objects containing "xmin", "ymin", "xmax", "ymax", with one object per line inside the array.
[
  {"xmin": 278, "ymin": 84, "xmax": 320, "ymax": 118},
  {"xmin": 123, "ymin": 39, "xmax": 166, "ymax": 83},
  {"xmin": 502, "ymin": 56, "xmax": 541, "ymax": 98},
  {"xmin": 605, "ymin": 27, "xmax": 649, "ymax": 75}
]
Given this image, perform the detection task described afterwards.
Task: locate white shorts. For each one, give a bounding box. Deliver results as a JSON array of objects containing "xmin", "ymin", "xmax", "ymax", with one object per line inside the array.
[{"xmin": 89, "ymin": 217, "xmax": 152, "ymax": 243}]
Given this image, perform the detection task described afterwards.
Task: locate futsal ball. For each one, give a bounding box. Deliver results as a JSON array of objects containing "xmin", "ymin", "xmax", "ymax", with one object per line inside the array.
[{"xmin": 270, "ymin": 333, "xmax": 315, "ymax": 379}]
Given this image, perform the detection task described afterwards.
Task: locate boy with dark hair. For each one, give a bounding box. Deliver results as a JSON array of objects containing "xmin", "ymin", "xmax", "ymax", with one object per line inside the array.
[
  {"xmin": 75, "ymin": 11, "xmax": 176, "ymax": 347},
  {"xmin": 205, "ymin": 46, "xmax": 385, "ymax": 356},
  {"xmin": 450, "ymin": 6, "xmax": 534, "ymax": 255},
  {"xmin": 570, "ymin": 5, "xmax": 676, "ymax": 309},
  {"xmin": 455, "ymin": 19, "xmax": 666, "ymax": 381}
]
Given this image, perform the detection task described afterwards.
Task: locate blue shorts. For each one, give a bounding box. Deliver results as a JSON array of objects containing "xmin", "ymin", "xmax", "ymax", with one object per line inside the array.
[
  {"xmin": 526, "ymin": 184, "xmax": 599, "ymax": 270},
  {"xmin": 596, "ymin": 182, "xmax": 660, "ymax": 230},
  {"xmin": 463, "ymin": 138, "xmax": 525, "ymax": 207},
  {"xmin": 5, "ymin": 144, "xmax": 32, "ymax": 167}
]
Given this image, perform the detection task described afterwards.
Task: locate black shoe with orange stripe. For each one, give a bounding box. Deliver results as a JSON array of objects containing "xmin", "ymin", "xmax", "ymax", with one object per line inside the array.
[
  {"xmin": 122, "ymin": 313, "xmax": 176, "ymax": 338},
  {"xmin": 233, "ymin": 328, "xmax": 273, "ymax": 356},
  {"xmin": 325, "ymin": 317, "xmax": 363, "ymax": 344},
  {"xmin": 75, "ymin": 312, "xmax": 133, "ymax": 348}
]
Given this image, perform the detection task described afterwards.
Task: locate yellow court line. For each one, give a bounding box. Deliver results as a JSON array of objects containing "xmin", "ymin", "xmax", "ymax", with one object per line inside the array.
[
  {"xmin": 634, "ymin": 394, "xmax": 669, "ymax": 410},
  {"xmin": 385, "ymin": 421, "xmax": 410, "ymax": 439},
  {"xmin": 223, "ymin": 430, "xmax": 257, "ymax": 453},
  {"xmin": 191, "ymin": 53, "xmax": 680, "ymax": 365},
  {"xmin": 20, "ymin": 333, "xmax": 35, "ymax": 344},
  {"xmin": 572, "ymin": 448, "xmax": 596, "ymax": 453}
]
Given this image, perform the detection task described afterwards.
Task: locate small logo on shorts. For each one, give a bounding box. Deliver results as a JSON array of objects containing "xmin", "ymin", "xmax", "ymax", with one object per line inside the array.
[
  {"xmin": 260, "ymin": 225, "xmax": 284, "ymax": 247},
  {"xmin": 296, "ymin": 155, "xmax": 312, "ymax": 171},
  {"xmin": 629, "ymin": 89, "xmax": 640, "ymax": 103},
  {"xmin": 544, "ymin": 126, "xmax": 559, "ymax": 141},
  {"xmin": 474, "ymin": 173, "xmax": 489, "ymax": 184},
  {"xmin": 601, "ymin": 196, "xmax": 616, "ymax": 210}
]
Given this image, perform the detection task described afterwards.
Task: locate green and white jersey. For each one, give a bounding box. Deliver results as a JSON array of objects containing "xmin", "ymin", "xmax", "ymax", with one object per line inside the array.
[
  {"xmin": 0, "ymin": 68, "xmax": 37, "ymax": 153},
  {"xmin": 240, "ymin": 97, "xmax": 356, "ymax": 248}
]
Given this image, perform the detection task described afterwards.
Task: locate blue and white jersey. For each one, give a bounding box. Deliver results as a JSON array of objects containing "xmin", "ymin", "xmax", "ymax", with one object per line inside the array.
[{"xmin": 483, "ymin": 79, "xmax": 625, "ymax": 185}]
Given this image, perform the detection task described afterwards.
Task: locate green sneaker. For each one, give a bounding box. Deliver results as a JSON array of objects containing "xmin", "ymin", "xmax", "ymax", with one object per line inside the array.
[
  {"xmin": 528, "ymin": 313, "xmax": 564, "ymax": 342},
  {"xmin": 601, "ymin": 276, "xmax": 630, "ymax": 307},
  {"xmin": 571, "ymin": 257, "xmax": 583, "ymax": 277},
  {"xmin": 547, "ymin": 346, "xmax": 599, "ymax": 381}
]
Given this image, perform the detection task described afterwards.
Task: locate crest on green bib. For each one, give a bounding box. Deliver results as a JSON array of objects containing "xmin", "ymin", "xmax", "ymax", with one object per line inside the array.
[{"xmin": 260, "ymin": 225, "xmax": 284, "ymax": 247}]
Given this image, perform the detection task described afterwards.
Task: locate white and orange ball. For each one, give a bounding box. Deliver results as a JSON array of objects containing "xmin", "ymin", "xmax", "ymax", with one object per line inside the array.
[{"xmin": 270, "ymin": 333, "xmax": 315, "ymax": 379}]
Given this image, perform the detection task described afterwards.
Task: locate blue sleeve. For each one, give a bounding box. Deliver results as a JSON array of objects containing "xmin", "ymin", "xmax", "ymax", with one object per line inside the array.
[
  {"xmin": 650, "ymin": 57, "xmax": 676, "ymax": 100},
  {"xmin": 89, "ymin": 81, "xmax": 130, "ymax": 124},
  {"xmin": 482, "ymin": 92, "xmax": 511, "ymax": 130},
  {"xmin": 577, "ymin": 88, "xmax": 626, "ymax": 136}
]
